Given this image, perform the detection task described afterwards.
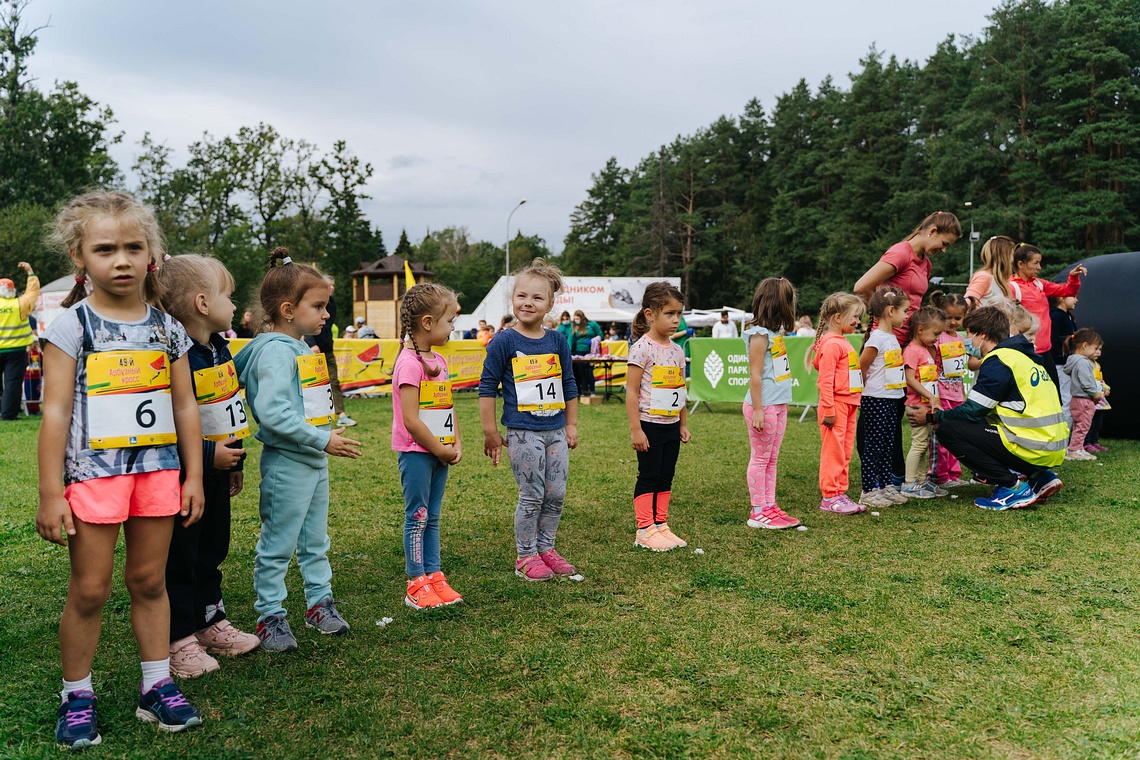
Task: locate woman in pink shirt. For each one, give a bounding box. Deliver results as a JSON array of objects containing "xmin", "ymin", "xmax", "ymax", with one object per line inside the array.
[
  {"xmin": 1009, "ymin": 243, "xmax": 1087, "ymax": 387},
  {"xmin": 854, "ymin": 212, "xmax": 961, "ymax": 346}
]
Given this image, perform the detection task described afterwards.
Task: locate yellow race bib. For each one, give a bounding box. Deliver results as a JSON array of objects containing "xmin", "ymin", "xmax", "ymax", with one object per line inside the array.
[
  {"xmin": 847, "ymin": 351, "xmax": 864, "ymax": 393},
  {"xmin": 297, "ymin": 353, "xmax": 335, "ymax": 426},
  {"xmin": 512, "ymin": 354, "xmax": 565, "ymax": 412},
  {"xmin": 939, "ymin": 340, "xmax": 966, "ymax": 378},
  {"xmin": 419, "ymin": 380, "xmax": 455, "ymax": 444},
  {"xmin": 649, "ymin": 365, "xmax": 686, "ymax": 417},
  {"xmin": 193, "ymin": 361, "xmax": 251, "ymax": 441},
  {"xmin": 770, "ymin": 335, "xmax": 791, "ymax": 382},
  {"xmin": 87, "ymin": 350, "xmax": 177, "ymax": 449},
  {"xmin": 883, "ymin": 348, "xmax": 905, "ymax": 390},
  {"xmin": 918, "ymin": 364, "xmax": 939, "ymax": 402}
]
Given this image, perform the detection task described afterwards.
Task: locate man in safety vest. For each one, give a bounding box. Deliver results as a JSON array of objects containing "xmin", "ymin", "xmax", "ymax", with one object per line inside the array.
[
  {"xmin": 907, "ymin": 306, "xmax": 1066, "ymax": 511},
  {"xmin": 0, "ymin": 261, "xmax": 39, "ymax": 420}
]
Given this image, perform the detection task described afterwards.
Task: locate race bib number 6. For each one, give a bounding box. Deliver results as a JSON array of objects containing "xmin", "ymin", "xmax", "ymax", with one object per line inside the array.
[
  {"xmin": 513, "ymin": 354, "xmax": 565, "ymax": 412},
  {"xmin": 297, "ymin": 353, "xmax": 335, "ymax": 426},
  {"xmin": 87, "ymin": 350, "xmax": 177, "ymax": 449},
  {"xmin": 194, "ymin": 361, "xmax": 251, "ymax": 441},
  {"xmin": 419, "ymin": 380, "xmax": 455, "ymax": 444},
  {"xmin": 649, "ymin": 365, "xmax": 686, "ymax": 417}
]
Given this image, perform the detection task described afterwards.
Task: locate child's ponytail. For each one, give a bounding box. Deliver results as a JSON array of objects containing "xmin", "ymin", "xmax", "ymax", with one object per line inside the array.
[{"xmin": 1065, "ymin": 327, "xmax": 1102, "ymax": 357}]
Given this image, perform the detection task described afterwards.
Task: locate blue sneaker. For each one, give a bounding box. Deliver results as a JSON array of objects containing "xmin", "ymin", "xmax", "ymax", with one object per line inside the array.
[
  {"xmin": 974, "ymin": 481, "xmax": 1037, "ymax": 511},
  {"xmin": 1027, "ymin": 470, "xmax": 1063, "ymax": 503},
  {"xmin": 136, "ymin": 678, "xmax": 202, "ymax": 732},
  {"xmin": 56, "ymin": 690, "xmax": 101, "ymax": 749}
]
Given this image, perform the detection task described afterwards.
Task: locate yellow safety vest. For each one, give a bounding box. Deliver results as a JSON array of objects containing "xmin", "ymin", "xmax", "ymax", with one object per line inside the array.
[
  {"xmin": 983, "ymin": 347, "xmax": 1068, "ymax": 468},
  {"xmin": 0, "ymin": 297, "xmax": 33, "ymax": 350}
]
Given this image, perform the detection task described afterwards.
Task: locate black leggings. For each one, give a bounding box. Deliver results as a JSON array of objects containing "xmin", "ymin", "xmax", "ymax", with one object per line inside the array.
[
  {"xmin": 635, "ymin": 420, "xmax": 681, "ymax": 500},
  {"xmin": 167, "ymin": 468, "xmax": 233, "ymax": 639},
  {"xmin": 857, "ymin": 396, "xmax": 901, "ymax": 491},
  {"xmin": 856, "ymin": 396, "xmax": 905, "ymax": 486}
]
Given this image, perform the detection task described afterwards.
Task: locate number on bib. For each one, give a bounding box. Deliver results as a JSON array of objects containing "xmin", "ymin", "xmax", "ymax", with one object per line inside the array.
[
  {"xmin": 918, "ymin": 364, "xmax": 939, "ymax": 401},
  {"xmin": 846, "ymin": 351, "xmax": 864, "ymax": 393},
  {"xmin": 194, "ymin": 361, "xmax": 252, "ymax": 441},
  {"xmin": 297, "ymin": 354, "xmax": 335, "ymax": 426},
  {"xmin": 649, "ymin": 365, "xmax": 686, "ymax": 417},
  {"xmin": 770, "ymin": 335, "xmax": 791, "ymax": 382},
  {"xmin": 419, "ymin": 380, "xmax": 455, "ymax": 444},
  {"xmin": 86, "ymin": 350, "xmax": 177, "ymax": 449},
  {"xmin": 883, "ymin": 348, "xmax": 906, "ymax": 390},
  {"xmin": 939, "ymin": 341, "xmax": 967, "ymax": 379},
  {"xmin": 513, "ymin": 354, "xmax": 565, "ymax": 412}
]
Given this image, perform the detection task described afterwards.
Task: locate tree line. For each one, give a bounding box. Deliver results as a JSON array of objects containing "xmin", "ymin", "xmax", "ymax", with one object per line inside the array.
[{"xmin": 561, "ymin": 0, "xmax": 1140, "ymax": 312}]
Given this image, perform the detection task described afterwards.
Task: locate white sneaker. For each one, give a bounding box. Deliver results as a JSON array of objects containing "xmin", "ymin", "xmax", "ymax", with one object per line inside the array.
[
  {"xmin": 337, "ymin": 413, "xmax": 357, "ymax": 427},
  {"xmin": 1065, "ymin": 449, "xmax": 1096, "ymax": 461}
]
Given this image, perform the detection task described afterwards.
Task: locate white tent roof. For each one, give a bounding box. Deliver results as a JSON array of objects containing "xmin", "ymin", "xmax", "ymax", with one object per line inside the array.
[{"xmin": 683, "ymin": 307, "xmax": 752, "ymax": 328}]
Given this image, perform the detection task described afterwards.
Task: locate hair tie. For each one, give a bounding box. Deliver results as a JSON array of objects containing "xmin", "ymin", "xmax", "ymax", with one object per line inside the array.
[
  {"xmin": 282, "ymin": 256, "xmax": 293, "ymax": 265},
  {"xmin": 162, "ymin": 253, "xmax": 172, "ymax": 262},
  {"xmin": 147, "ymin": 263, "xmax": 157, "ymax": 272},
  {"xmin": 74, "ymin": 274, "xmax": 87, "ymax": 285}
]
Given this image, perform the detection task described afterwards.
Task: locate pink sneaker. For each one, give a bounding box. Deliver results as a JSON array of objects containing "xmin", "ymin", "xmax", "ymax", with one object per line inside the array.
[
  {"xmin": 515, "ymin": 555, "xmax": 554, "ymax": 582},
  {"xmin": 837, "ymin": 494, "xmax": 866, "ymax": 513},
  {"xmin": 538, "ymin": 549, "xmax": 576, "ymax": 577},
  {"xmin": 820, "ymin": 495, "xmax": 862, "ymax": 515},
  {"xmin": 747, "ymin": 505, "xmax": 800, "ymax": 529},
  {"xmin": 195, "ymin": 620, "xmax": 260, "ymax": 656},
  {"xmin": 169, "ymin": 635, "xmax": 220, "ymax": 678}
]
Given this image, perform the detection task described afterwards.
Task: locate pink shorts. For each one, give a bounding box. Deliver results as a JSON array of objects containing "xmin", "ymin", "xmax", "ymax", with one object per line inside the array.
[{"xmin": 64, "ymin": 470, "xmax": 182, "ymax": 525}]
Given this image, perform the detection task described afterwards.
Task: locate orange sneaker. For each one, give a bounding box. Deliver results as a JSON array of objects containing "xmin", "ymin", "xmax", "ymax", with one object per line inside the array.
[
  {"xmin": 425, "ymin": 571, "xmax": 463, "ymax": 605},
  {"xmin": 634, "ymin": 524, "xmax": 676, "ymax": 552},
  {"xmin": 405, "ymin": 574, "xmax": 445, "ymax": 610},
  {"xmin": 656, "ymin": 523, "xmax": 688, "ymax": 548}
]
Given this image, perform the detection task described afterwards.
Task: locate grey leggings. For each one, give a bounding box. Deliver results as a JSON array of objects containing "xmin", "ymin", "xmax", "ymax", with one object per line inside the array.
[{"xmin": 506, "ymin": 427, "xmax": 568, "ymax": 557}]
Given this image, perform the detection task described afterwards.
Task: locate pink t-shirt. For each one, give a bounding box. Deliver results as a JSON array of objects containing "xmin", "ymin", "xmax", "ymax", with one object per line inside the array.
[
  {"xmin": 903, "ymin": 342, "xmax": 938, "ymax": 407},
  {"xmin": 934, "ymin": 331, "xmax": 966, "ymax": 407},
  {"xmin": 880, "ymin": 241, "xmax": 932, "ymax": 345},
  {"xmin": 628, "ymin": 335, "xmax": 686, "ymax": 423},
  {"xmin": 391, "ymin": 347, "xmax": 449, "ymax": 453}
]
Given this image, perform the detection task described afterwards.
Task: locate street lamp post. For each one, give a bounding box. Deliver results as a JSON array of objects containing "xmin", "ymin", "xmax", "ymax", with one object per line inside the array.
[
  {"xmin": 965, "ymin": 201, "xmax": 978, "ymax": 277},
  {"xmin": 505, "ymin": 199, "xmax": 527, "ymax": 280}
]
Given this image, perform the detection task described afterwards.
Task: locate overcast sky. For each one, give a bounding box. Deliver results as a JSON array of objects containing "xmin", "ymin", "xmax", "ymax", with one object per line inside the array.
[{"xmin": 25, "ymin": 0, "xmax": 998, "ymax": 255}]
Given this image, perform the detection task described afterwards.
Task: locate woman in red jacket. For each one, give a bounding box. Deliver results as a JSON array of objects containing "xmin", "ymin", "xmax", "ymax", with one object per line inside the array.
[{"xmin": 1009, "ymin": 244, "xmax": 1087, "ymax": 387}]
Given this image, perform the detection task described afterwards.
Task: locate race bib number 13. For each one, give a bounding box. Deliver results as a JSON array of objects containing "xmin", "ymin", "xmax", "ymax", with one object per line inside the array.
[
  {"xmin": 297, "ymin": 353, "xmax": 335, "ymax": 426},
  {"xmin": 194, "ymin": 361, "xmax": 251, "ymax": 441},
  {"xmin": 513, "ymin": 354, "xmax": 565, "ymax": 412},
  {"xmin": 649, "ymin": 365, "xmax": 686, "ymax": 417},
  {"xmin": 419, "ymin": 380, "xmax": 455, "ymax": 444},
  {"xmin": 87, "ymin": 350, "xmax": 177, "ymax": 449}
]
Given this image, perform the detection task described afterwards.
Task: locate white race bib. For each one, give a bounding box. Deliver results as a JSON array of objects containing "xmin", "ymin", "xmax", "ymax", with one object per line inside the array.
[
  {"xmin": 419, "ymin": 380, "xmax": 455, "ymax": 444},
  {"xmin": 194, "ymin": 361, "xmax": 251, "ymax": 441},
  {"xmin": 939, "ymin": 341, "xmax": 967, "ymax": 379},
  {"xmin": 770, "ymin": 335, "xmax": 791, "ymax": 383},
  {"xmin": 649, "ymin": 365, "xmax": 686, "ymax": 417},
  {"xmin": 918, "ymin": 364, "xmax": 939, "ymax": 402},
  {"xmin": 883, "ymin": 348, "xmax": 905, "ymax": 390},
  {"xmin": 87, "ymin": 350, "xmax": 177, "ymax": 449},
  {"xmin": 513, "ymin": 354, "xmax": 565, "ymax": 412},
  {"xmin": 297, "ymin": 353, "xmax": 335, "ymax": 426},
  {"xmin": 847, "ymin": 351, "xmax": 864, "ymax": 393}
]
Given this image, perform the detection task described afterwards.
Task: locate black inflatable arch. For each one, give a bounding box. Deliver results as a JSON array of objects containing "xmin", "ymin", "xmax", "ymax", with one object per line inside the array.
[{"xmin": 1056, "ymin": 251, "xmax": 1139, "ymax": 440}]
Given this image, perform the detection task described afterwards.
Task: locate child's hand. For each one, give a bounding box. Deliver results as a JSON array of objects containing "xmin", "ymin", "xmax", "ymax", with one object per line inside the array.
[
  {"xmin": 750, "ymin": 412, "xmax": 765, "ymax": 431},
  {"xmin": 181, "ymin": 479, "xmax": 205, "ymax": 527},
  {"xmin": 680, "ymin": 426, "xmax": 692, "ymax": 443},
  {"xmin": 822, "ymin": 415, "xmax": 836, "ymax": 428},
  {"xmin": 35, "ymin": 494, "xmax": 75, "ymax": 546},
  {"xmin": 483, "ymin": 430, "xmax": 505, "ymax": 466},
  {"xmin": 213, "ymin": 437, "xmax": 244, "ymax": 470},
  {"xmin": 229, "ymin": 471, "xmax": 244, "ymax": 497},
  {"xmin": 437, "ymin": 444, "xmax": 458, "ymax": 466},
  {"xmin": 325, "ymin": 428, "xmax": 362, "ymax": 458},
  {"xmin": 631, "ymin": 428, "xmax": 649, "ymax": 452},
  {"xmin": 565, "ymin": 424, "xmax": 579, "ymax": 449},
  {"xmin": 451, "ymin": 441, "xmax": 463, "ymax": 465}
]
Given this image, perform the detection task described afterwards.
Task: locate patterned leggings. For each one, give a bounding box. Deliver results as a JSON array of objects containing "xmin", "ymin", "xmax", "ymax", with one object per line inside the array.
[
  {"xmin": 506, "ymin": 427, "xmax": 568, "ymax": 557},
  {"xmin": 743, "ymin": 402, "xmax": 787, "ymax": 507},
  {"xmin": 858, "ymin": 396, "xmax": 900, "ymax": 491}
]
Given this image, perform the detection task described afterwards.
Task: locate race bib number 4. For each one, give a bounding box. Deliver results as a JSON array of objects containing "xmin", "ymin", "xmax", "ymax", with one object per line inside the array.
[
  {"xmin": 847, "ymin": 351, "xmax": 864, "ymax": 393},
  {"xmin": 194, "ymin": 361, "xmax": 251, "ymax": 441},
  {"xmin": 513, "ymin": 354, "xmax": 565, "ymax": 412},
  {"xmin": 884, "ymin": 348, "xmax": 906, "ymax": 390},
  {"xmin": 940, "ymin": 341, "xmax": 967, "ymax": 378},
  {"xmin": 419, "ymin": 380, "xmax": 455, "ymax": 444},
  {"xmin": 297, "ymin": 354, "xmax": 335, "ymax": 426},
  {"xmin": 770, "ymin": 335, "xmax": 791, "ymax": 383},
  {"xmin": 649, "ymin": 365, "xmax": 686, "ymax": 417},
  {"xmin": 87, "ymin": 350, "xmax": 177, "ymax": 449},
  {"xmin": 919, "ymin": 364, "xmax": 940, "ymax": 401}
]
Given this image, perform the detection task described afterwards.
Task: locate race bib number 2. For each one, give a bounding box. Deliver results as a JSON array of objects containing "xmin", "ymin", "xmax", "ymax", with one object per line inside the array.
[
  {"xmin": 194, "ymin": 361, "xmax": 251, "ymax": 441},
  {"xmin": 419, "ymin": 380, "xmax": 455, "ymax": 444},
  {"xmin": 649, "ymin": 365, "xmax": 686, "ymax": 417},
  {"xmin": 298, "ymin": 354, "xmax": 335, "ymax": 426},
  {"xmin": 770, "ymin": 335, "xmax": 791, "ymax": 383},
  {"xmin": 513, "ymin": 354, "xmax": 565, "ymax": 412},
  {"xmin": 87, "ymin": 350, "xmax": 177, "ymax": 449}
]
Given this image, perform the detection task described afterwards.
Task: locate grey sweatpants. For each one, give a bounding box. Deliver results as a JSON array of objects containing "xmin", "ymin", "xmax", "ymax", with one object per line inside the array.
[{"xmin": 506, "ymin": 427, "xmax": 568, "ymax": 557}]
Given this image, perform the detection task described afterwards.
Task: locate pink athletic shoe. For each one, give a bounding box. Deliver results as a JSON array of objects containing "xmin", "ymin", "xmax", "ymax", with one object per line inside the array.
[
  {"xmin": 515, "ymin": 555, "xmax": 554, "ymax": 582},
  {"xmin": 820, "ymin": 495, "xmax": 862, "ymax": 515},
  {"xmin": 747, "ymin": 505, "xmax": 800, "ymax": 529},
  {"xmin": 538, "ymin": 549, "xmax": 577, "ymax": 577}
]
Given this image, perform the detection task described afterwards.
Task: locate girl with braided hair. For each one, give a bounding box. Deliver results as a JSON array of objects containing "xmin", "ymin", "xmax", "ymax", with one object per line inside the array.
[{"xmin": 392, "ymin": 283, "xmax": 465, "ymax": 609}]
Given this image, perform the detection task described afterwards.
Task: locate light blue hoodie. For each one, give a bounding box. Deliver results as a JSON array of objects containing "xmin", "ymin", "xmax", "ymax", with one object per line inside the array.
[{"xmin": 234, "ymin": 332, "xmax": 331, "ymax": 467}]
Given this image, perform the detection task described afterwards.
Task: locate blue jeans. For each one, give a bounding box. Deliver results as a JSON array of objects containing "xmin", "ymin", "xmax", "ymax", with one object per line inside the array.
[{"xmin": 397, "ymin": 451, "xmax": 448, "ymax": 577}]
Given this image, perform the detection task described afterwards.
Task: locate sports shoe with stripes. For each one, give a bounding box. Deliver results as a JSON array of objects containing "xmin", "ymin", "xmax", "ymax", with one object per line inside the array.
[
  {"xmin": 136, "ymin": 679, "xmax": 202, "ymax": 733},
  {"xmin": 747, "ymin": 504, "xmax": 800, "ymax": 529}
]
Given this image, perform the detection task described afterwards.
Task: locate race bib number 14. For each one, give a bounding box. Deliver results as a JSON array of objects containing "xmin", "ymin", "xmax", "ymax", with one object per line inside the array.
[
  {"xmin": 513, "ymin": 354, "xmax": 565, "ymax": 412},
  {"xmin": 87, "ymin": 350, "xmax": 177, "ymax": 449}
]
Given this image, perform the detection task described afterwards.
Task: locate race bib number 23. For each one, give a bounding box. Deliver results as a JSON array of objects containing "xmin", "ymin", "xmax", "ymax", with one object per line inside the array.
[{"xmin": 87, "ymin": 350, "xmax": 177, "ymax": 449}]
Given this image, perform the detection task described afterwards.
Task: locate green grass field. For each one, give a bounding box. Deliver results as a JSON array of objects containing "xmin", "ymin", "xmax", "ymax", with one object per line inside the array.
[{"xmin": 2, "ymin": 396, "xmax": 1139, "ymax": 759}]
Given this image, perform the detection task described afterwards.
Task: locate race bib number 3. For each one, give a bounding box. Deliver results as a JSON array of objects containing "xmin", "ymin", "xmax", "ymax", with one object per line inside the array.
[
  {"xmin": 298, "ymin": 354, "xmax": 335, "ymax": 426},
  {"xmin": 883, "ymin": 348, "xmax": 905, "ymax": 390},
  {"xmin": 649, "ymin": 365, "xmax": 686, "ymax": 417},
  {"xmin": 419, "ymin": 380, "xmax": 455, "ymax": 444},
  {"xmin": 513, "ymin": 354, "xmax": 565, "ymax": 412},
  {"xmin": 87, "ymin": 350, "xmax": 177, "ymax": 449},
  {"xmin": 770, "ymin": 335, "xmax": 791, "ymax": 383},
  {"xmin": 940, "ymin": 341, "xmax": 967, "ymax": 378},
  {"xmin": 919, "ymin": 364, "xmax": 940, "ymax": 401},
  {"xmin": 194, "ymin": 361, "xmax": 251, "ymax": 441},
  {"xmin": 847, "ymin": 351, "xmax": 864, "ymax": 393}
]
